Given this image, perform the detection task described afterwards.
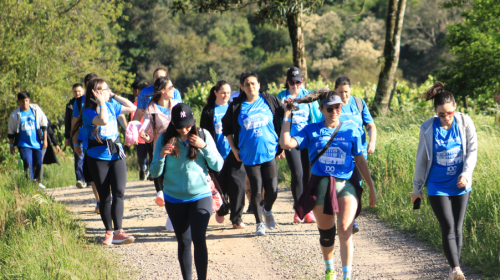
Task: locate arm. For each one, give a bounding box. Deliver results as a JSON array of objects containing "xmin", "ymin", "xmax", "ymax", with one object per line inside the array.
[
  {"xmin": 354, "ymin": 155, "xmax": 377, "ymax": 207},
  {"xmin": 39, "ymin": 109, "xmax": 48, "ymax": 149},
  {"xmin": 279, "ymin": 107, "xmax": 299, "ymax": 150},
  {"xmin": 111, "ymin": 94, "xmax": 136, "ymax": 114},
  {"xmin": 366, "ymin": 122, "xmax": 377, "ymax": 154},
  {"xmin": 458, "ymin": 116, "xmax": 478, "ymax": 188},
  {"xmin": 8, "ymin": 114, "xmax": 16, "ymax": 154},
  {"xmin": 64, "ymin": 102, "xmax": 72, "ymax": 144},
  {"xmin": 71, "ymin": 116, "xmax": 82, "ymax": 155},
  {"xmin": 132, "ymin": 109, "xmax": 145, "ymax": 122},
  {"xmin": 117, "ymin": 114, "xmax": 128, "ymax": 130},
  {"xmin": 412, "ymin": 128, "xmax": 428, "ymax": 201},
  {"xmin": 226, "ymin": 135, "xmax": 241, "ymax": 162}
]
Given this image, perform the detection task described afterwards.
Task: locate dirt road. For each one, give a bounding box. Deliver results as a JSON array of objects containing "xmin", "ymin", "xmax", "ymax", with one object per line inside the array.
[{"xmin": 49, "ymin": 181, "xmax": 482, "ymax": 279}]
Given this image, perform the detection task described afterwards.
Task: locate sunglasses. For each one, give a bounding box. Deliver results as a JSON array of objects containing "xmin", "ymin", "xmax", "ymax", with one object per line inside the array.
[
  {"xmin": 437, "ymin": 111, "xmax": 454, "ymax": 118},
  {"xmin": 325, "ymin": 105, "xmax": 342, "ymax": 113},
  {"xmin": 288, "ymin": 81, "xmax": 302, "ymax": 86}
]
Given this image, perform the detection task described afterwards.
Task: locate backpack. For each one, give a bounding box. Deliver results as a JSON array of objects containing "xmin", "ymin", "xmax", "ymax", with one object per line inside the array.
[{"xmin": 352, "ymin": 96, "xmax": 366, "ymax": 125}]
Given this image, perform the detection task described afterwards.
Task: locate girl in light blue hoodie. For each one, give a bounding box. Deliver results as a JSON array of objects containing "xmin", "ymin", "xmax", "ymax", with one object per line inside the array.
[{"xmin": 150, "ymin": 103, "xmax": 223, "ymax": 280}]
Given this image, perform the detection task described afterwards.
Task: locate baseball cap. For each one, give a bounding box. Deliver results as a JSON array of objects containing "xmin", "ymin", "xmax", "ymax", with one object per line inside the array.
[
  {"xmin": 171, "ymin": 103, "xmax": 195, "ymax": 129},
  {"xmin": 320, "ymin": 95, "xmax": 343, "ymax": 106},
  {"xmin": 286, "ymin": 67, "xmax": 302, "ymax": 82}
]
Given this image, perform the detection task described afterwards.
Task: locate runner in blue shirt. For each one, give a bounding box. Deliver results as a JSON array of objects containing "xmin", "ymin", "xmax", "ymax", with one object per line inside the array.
[
  {"xmin": 335, "ymin": 76, "xmax": 377, "ymax": 234},
  {"xmin": 277, "ymin": 67, "xmax": 321, "ymax": 224},
  {"xmin": 280, "ymin": 89, "xmax": 377, "ymax": 280},
  {"xmin": 73, "ymin": 78, "xmax": 137, "ymax": 246},
  {"xmin": 201, "ymin": 80, "xmax": 247, "ymax": 229}
]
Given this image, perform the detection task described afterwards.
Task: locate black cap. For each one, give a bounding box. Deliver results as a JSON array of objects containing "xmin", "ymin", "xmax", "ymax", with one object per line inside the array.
[
  {"xmin": 286, "ymin": 67, "xmax": 302, "ymax": 82},
  {"xmin": 171, "ymin": 103, "xmax": 195, "ymax": 129}
]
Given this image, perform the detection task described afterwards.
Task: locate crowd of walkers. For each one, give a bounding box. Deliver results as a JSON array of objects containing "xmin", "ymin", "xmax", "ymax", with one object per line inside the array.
[{"xmin": 7, "ymin": 67, "xmax": 476, "ymax": 280}]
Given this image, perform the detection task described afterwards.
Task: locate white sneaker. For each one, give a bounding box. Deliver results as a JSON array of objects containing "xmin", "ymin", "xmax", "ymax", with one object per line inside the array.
[
  {"xmin": 449, "ymin": 268, "xmax": 465, "ymax": 280},
  {"xmin": 263, "ymin": 209, "xmax": 276, "ymax": 230},
  {"xmin": 76, "ymin": 180, "xmax": 86, "ymax": 189},
  {"xmin": 38, "ymin": 183, "xmax": 46, "ymax": 189},
  {"xmin": 165, "ymin": 217, "xmax": 174, "ymax": 232}
]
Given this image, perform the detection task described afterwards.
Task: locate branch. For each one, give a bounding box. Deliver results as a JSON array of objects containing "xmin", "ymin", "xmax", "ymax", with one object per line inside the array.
[{"xmin": 58, "ymin": 0, "xmax": 82, "ymax": 15}]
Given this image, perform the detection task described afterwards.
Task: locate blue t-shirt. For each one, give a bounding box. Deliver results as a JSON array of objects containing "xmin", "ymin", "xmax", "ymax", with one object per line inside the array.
[
  {"xmin": 82, "ymin": 102, "xmax": 123, "ymax": 161},
  {"xmin": 73, "ymin": 96, "xmax": 86, "ymax": 141},
  {"xmin": 427, "ymin": 117, "xmax": 470, "ymax": 196},
  {"xmin": 238, "ymin": 96, "xmax": 278, "ymax": 165},
  {"xmin": 18, "ymin": 108, "xmax": 41, "ymax": 149},
  {"xmin": 214, "ymin": 104, "xmax": 231, "ymax": 159},
  {"xmin": 339, "ymin": 97, "xmax": 374, "ymax": 159},
  {"xmin": 156, "ymin": 103, "xmax": 170, "ymax": 116},
  {"xmin": 137, "ymin": 86, "xmax": 182, "ymax": 110},
  {"xmin": 293, "ymin": 121, "xmax": 362, "ymax": 179},
  {"xmin": 286, "ymin": 92, "xmax": 310, "ymax": 136}
]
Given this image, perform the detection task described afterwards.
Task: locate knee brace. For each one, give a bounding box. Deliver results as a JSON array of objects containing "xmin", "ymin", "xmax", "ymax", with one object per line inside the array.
[{"xmin": 318, "ymin": 226, "xmax": 336, "ymax": 247}]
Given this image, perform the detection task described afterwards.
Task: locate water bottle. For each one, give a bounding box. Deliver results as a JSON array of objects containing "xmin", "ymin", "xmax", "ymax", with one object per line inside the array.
[{"xmin": 17, "ymin": 153, "xmax": 24, "ymax": 170}]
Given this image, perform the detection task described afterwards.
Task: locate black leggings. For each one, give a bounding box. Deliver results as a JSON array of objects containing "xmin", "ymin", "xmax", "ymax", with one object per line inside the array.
[
  {"xmin": 214, "ymin": 152, "xmax": 246, "ymax": 225},
  {"xmin": 87, "ymin": 157, "xmax": 127, "ymax": 231},
  {"xmin": 429, "ymin": 192, "xmax": 470, "ymax": 268},
  {"xmin": 165, "ymin": 196, "xmax": 212, "ymax": 280},
  {"xmin": 244, "ymin": 158, "xmax": 278, "ymax": 224},
  {"xmin": 284, "ymin": 148, "xmax": 310, "ymax": 205}
]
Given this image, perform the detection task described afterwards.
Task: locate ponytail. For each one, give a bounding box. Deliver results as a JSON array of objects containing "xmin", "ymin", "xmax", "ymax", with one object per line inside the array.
[
  {"xmin": 207, "ymin": 80, "xmax": 229, "ymax": 105},
  {"xmin": 286, "ymin": 87, "xmax": 337, "ymax": 111},
  {"xmin": 423, "ymin": 82, "xmax": 455, "ymax": 109}
]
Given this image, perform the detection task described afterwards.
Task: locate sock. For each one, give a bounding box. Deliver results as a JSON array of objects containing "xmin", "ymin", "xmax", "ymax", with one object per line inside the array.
[
  {"xmin": 262, "ymin": 207, "xmax": 270, "ymax": 214},
  {"xmin": 342, "ymin": 266, "xmax": 352, "ymax": 280},
  {"xmin": 324, "ymin": 258, "xmax": 334, "ymax": 271},
  {"xmin": 114, "ymin": 229, "xmax": 121, "ymax": 235},
  {"xmin": 157, "ymin": 191, "xmax": 164, "ymax": 198}
]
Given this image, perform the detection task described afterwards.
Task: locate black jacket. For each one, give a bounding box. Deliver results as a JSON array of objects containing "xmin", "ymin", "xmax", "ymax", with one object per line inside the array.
[
  {"xmin": 64, "ymin": 97, "xmax": 76, "ymax": 140},
  {"xmin": 200, "ymin": 103, "xmax": 217, "ymax": 140},
  {"xmin": 221, "ymin": 92, "xmax": 285, "ymax": 157},
  {"xmin": 43, "ymin": 119, "xmax": 60, "ymax": 165}
]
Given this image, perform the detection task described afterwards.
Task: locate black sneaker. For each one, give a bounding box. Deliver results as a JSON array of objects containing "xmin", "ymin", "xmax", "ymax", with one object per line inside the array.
[
  {"xmin": 139, "ymin": 170, "xmax": 146, "ymax": 181},
  {"xmin": 353, "ymin": 219, "xmax": 360, "ymax": 234}
]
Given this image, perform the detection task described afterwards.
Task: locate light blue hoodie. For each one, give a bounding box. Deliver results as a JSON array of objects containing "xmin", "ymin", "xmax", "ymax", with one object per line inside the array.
[{"xmin": 150, "ymin": 129, "xmax": 224, "ymax": 202}]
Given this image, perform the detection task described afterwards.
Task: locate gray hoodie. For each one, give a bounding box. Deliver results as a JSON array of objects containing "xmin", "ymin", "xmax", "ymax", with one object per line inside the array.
[{"xmin": 413, "ymin": 112, "xmax": 477, "ymax": 195}]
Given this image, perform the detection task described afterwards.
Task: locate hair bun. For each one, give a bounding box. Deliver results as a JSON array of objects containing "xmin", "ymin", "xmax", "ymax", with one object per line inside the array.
[{"xmin": 424, "ymin": 81, "xmax": 445, "ymax": 101}]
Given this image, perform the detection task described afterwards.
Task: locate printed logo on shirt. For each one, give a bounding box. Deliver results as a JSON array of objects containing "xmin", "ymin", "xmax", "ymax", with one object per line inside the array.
[
  {"xmin": 243, "ymin": 113, "xmax": 269, "ymax": 130},
  {"xmin": 436, "ymin": 147, "xmax": 463, "ymax": 166},
  {"xmin": 214, "ymin": 122, "xmax": 223, "ymax": 134},
  {"xmin": 100, "ymin": 119, "xmax": 118, "ymax": 137},
  {"xmin": 20, "ymin": 117, "xmax": 36, "ymax": 136},
  {"xmin": 446, "ymin": 166, "xmax": 458, "ymax": 176},
  {"xmin": 317, "ymin": 147, "xmax": 346, "ymax": 165},
  {"xmin": 292, "ymin": 109, "xmax": 308, "ymax": 124}
]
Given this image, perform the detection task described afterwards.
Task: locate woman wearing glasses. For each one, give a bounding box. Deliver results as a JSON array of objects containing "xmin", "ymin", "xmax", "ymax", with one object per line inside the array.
[
  {"xmin": 413, "ymin": 82, "xmax": 477, "ymax": 280},
  {"xmin": 222, "ymin": 72, "xmax": 285, "ymax": 236},
  {"xmin": 280, "ymin": 89, "xmax": 377, "ymax": 280},
  {"xmin": 277, "ymin": 67, "xmax": 321, "ymax": 223},
  {"xmin": 73, "ymin": 78, "xmax": 137, "ymax": 245}
]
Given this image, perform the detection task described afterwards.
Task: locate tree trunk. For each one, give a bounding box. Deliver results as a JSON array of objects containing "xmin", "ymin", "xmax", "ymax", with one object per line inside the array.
[
  {"xmin": 286, "ymin": 6, "xmax": 308, "ymax": 84},
  {"xmin": 372, "ymin": 0, "xmax": 407, "ymax": 116}
]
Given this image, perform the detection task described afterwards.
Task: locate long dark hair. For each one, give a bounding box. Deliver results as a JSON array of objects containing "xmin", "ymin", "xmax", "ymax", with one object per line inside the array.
[
  {"xmin": 161, "ymin": 120, "xmax": 200, "ymax": 160},
  {"xmin": 423, "ymin": 82, "xmax": 456, "ymax": 109},
  {"xmin": 207, "ymin": 80, "xmax": 229, "ymax": 106},
  {"xmin": 147, "ymin": 76, "xmax": 172, "ymax": 109},
  {"xmin": 285, "ymin": 87, "xmax": 336, "ymax": 111},
  {"xmin": 71, "ymin": 78, "xmax": 107, "ymax": 142}
]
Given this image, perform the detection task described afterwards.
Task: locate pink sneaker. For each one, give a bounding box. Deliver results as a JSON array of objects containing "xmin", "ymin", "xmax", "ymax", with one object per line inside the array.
[
  {"xmin": 101, "ymin": 231, "xmax": 113, "ymax": 246},
  {"xmin": 215, "ymin": 213, "xmax": 225, "ymax": 223},
  {"xmin": 155, "ymin": 191, "xmax": 165, "ymax": 207},
  {"xmin": 303, "ymin": 212, "xmax": 316, "ymax": 223},
  {"xmin": 232, "ymin": 222, "xmax": 246, "ymax": 229},
  {"xmin": 293, "ymin": 211, "xmax": 303, "ymax": 223},
  {"xmin": 112, "ymin": 229, "xmax": 135, "ymax": 245}
]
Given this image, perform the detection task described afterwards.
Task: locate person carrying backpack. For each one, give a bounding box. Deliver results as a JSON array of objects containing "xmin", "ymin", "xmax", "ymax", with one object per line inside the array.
[{"xmin": 334, "ymin": 76, "xmax": 377, "ymax": 234}]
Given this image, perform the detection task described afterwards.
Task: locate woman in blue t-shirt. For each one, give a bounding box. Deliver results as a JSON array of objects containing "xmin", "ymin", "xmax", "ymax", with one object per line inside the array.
[
  {"xmin": 412, "ymin": 82, "xmax": 477, "ymax": 280},
  {"xmin": 277, "ymin": 67, "xmax": 321, "ymax": 224},
  {"xmin": 222, "ymin": 72, "xmax": 285, "ymax": 236},
  {"xmin": 73, "ymin": 78, "xmax": 137, "ymax": 246},
  {"xmin": 280, "ymin": 90, "xmax": 377, "ymax": 280},
  {"xmin": 200, "ymin": 80, "xmax": 247, "ymax": 228}
]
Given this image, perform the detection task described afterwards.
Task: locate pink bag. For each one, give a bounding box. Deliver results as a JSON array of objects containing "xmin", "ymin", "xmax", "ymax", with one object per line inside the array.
[
  {"xmin": 208, "ymin": 174, "xmax": 223, "ymax": 212},
  {"xmin": 125, "ymin": 121, "xmax": 142, "ymax": 146}
]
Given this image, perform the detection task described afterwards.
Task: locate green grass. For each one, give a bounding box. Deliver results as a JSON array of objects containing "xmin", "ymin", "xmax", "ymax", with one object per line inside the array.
[
  {"xmin": 42, "ymin": 153, "xmax": 78, "ymax": 189},
  {"xmin": 367, "ymin": 110, "xmax": 500, "ymax": 277}
]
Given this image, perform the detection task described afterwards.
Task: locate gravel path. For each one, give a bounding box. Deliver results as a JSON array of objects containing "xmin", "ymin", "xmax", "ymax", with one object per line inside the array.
[{"xmin": 48, "ymin": 182, "xmax": 483, "ymax": 279}]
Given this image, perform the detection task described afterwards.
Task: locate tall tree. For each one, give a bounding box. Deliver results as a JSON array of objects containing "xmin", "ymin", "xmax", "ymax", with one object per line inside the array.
[{"xmin": 372, "ymin": 0, "xmax": 407, "ymax": 116}]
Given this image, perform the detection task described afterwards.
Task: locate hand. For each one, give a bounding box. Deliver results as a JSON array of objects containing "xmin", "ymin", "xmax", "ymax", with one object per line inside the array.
[
  {"xmin": 189, "ymin": 134, "xmax": 206, "ymax": 149},
  {"xmin": 232, "ymin": 148, "xmax": 241, "ymax": 162},
  {"xmin": 412, "ymin": 194, "xmax": 424, "ymax": 204},
  {"xmin": 91, "ymin": 89, "xmax": 106, "ymax": 106},
  {"xmin": 284, "ymin": 98, "xmax": 294, "ymax": 117},
  {"xmin": 74, "ymin": 145, "xmax": 83, "ymax": 156},
  {"xmin": 42, "ymin": 142, "xmax": 48, "ymax": 150},
  {"xmin": 55, "ymin": 146, "xmax": 61, "ymax": 153},
  {"xmin": 369, "ymin": 189, "xmax": 377, "ymax": 207},
  {"xmin": 276, "ymin": 150, "xmax": 286, "ymax": 160},
  {"xmin": 139, "ymin": 131, "xmax": 150, "ymax": 142},
  {"xmin": 64, "ymin": 139, "xmax": 71, "ymax": 147},
  {"xmin": 367, "ymin": 142, "xmax": 376, "ymax": 154},
  {"xmin": 160, "ymin": 144, "xmax": 174, "ymax": 158},
  {"xmin": 457, "ymin": 176, "xmax": 468, "ymax": 188},
  {"xmin": 10, "ymin": 146, "xmax": 15, "ymax": 155}
]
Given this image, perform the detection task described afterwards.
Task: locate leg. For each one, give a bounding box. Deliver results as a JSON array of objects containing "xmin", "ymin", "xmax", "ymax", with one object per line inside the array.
[
  {"xmin": 74, "ymin": 142, "xmax": 85, "ymax": 182},
  {"xmin": 313, "ymin": 206, "xmax": 336, "ymax": 261},
  {"xmin": 108, "ymin": 159, "xmax": 127, "ymax": 230},
  {"xmin": 261, "ymin": 159, "xmax": 278, "ymax": 212},
  {"xmin": 87, "ymin": 157, "xmax": 112, "ymax": 230},
  {"xmin": 451, "ymin": 192, "xmax": 471, "ymax": 265},
  {"xmin": 18, "ymin": 147, "xmax": 34, "ymax": 179},
  {"xmin": 300, "ymin": 149, "xmax": 311, "ymax": 196},
  {"xmin": 165, "ymin": 201, "xmax": 192, "ymax": 280},
  {"xmin": 188, "ymin": 196, "xmax": 213, "ymax": 280},
  {"xmin": 224, "ymin": 153, "xmax": 247, "ymax": 225},
  {"xmin": 429, "ymin": 195, "xmax": 461, "ymax": 268},
  {"xmin": 37, "ymin": 148, "xmax": 46, "ymax": 183},
  {"xmin": 284, "ymin": 148, "xmax": 304, "ymax": 205},
  {"xmin": 336, "ymin": 195, "xmax": 357, "ymax": 267},
  {"xmin": 137, "ymin": 143, "xmax": 148, "ymax": 180},
  {"xmin": 83, "ymin": 154, "xmax": 99, "ymax": 202},
  {"xmin": 244, "ymin": 164, "xmax": 264, "ymax": 224}
]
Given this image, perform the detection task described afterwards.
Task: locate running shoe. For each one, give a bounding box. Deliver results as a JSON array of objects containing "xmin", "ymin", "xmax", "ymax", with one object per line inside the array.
[
  {"xmin": 215, "ymin": 213, "xmax": 225, "ymax": 223},
  {"xmin": 139, "ymin": 169, "xmax": 146, "ymax": 181},
  {"xmin": 38, "ymin": 183, "xmax": 46, "ymax": 189},
  {"xmin": 293, "ymin": 211, "xmax": 303, "ymax": 223},
  {"xmin": 449, "ymin": 268, "xmax": 465, "ymax": 280},
  {"xmin": 101, "ymin": 231, "xmax": 113, "ymax": 246},
  {"xmin": 112, "ymin": 229, "xmax": 135, "ymax": 245},
  {"xmin": 246, "ymin": 205, "xmax": 253, "ymax": 214},
  {"xmin": 304, "ymin": 212, "xmax": 316, "ymax": 223},
  {"xmin": 76, "ymin": 180, "xmax": 86, "ymax": 189},
  {"xmin": 232, "ymin": 222, "xmax": 246, "ymax": 229},
  {"xmin": 352, "ymin": 219, "xmax": 360, "ymax": 234},
  {"xmin": 325, "ymin": 269, "xmax": 336, "ymax": 280},
  {"xmin": 165, "ymin": 217, "xmax": 174, "ymax": 232},
  {"xmin": 94, "ymin": 201, "xmax": 100, "ymax": 214},
  {"xmin": 155, "ymin": 191, "xmax": 165, "ymax": 207},
  {"xmin": 263, "ymin": 209, "xmax": 276, "ymax": 230},
  {"xmin": 255, "ymin": 222, "xmax": 266, "ymax": 236}
]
